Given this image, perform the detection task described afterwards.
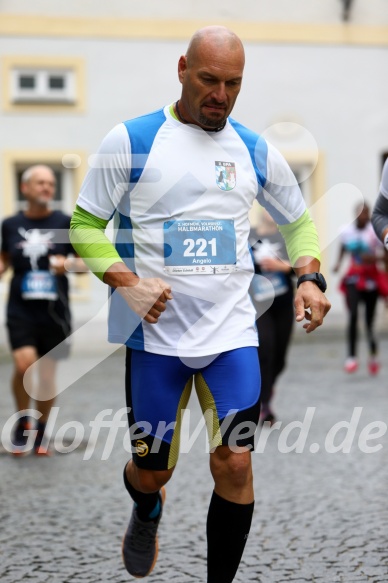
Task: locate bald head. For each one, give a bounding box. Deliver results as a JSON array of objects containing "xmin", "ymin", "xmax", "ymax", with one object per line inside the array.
[
  {"xmin": 177, "ymin": 26, "xmax": 245, "ymax": 130},
  {"xmin": 186, "ymin": 25, "xmax": 245, "ymax": 68}
]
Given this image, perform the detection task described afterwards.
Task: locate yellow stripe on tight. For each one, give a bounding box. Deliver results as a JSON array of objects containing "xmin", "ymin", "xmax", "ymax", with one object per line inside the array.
[
  {"xmin": 194, "ymin": 373, "xmax": 222, "ymax": 452},
  {"xmin": 167, "ymin": 378, "xmax": 193, "ymax": 470}
]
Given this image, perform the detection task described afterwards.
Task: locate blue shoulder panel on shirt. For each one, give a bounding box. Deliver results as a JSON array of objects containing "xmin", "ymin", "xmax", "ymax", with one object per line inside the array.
[
  {"xmin": 123, "ymin": 108, "xmax": 167, "ymax": 187},
  {"xmin": 115, "ymin": 109, "xmax": 167, "ymax": 351},
  {"xmin": 229, "ymin": 118, "xmax": 268, "ymax": 188}
]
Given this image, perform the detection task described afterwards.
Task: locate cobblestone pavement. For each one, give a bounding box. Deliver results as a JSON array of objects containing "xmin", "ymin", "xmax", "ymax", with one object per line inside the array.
[{"xmin": 0, "ymin": 332, "xmax": 387, "ymax": 583}]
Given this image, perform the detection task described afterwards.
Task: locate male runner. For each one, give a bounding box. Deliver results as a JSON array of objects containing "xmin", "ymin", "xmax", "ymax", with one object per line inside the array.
[
  {"xmin": 0, "ymin": 165, "xmax": 84, "ymax": 455},
  {"xmin": 70, "ymin": 25, "xmax": 330, "ymax": 583}
]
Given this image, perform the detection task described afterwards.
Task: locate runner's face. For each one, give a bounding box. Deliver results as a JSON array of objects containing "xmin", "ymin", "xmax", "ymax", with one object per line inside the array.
[
  {"xmin": 21, "ymin": 169, "xmax": 56, "ymax": 207},
  {"xmin": 178, "ymin": 44, "xmax": 244, "ymax": 129}
]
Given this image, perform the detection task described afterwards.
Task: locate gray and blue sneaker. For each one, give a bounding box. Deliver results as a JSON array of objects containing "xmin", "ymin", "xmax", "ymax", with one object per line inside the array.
[{"xmin": 122, "ymin": 487, "xmax": 166, "ymax": 578}]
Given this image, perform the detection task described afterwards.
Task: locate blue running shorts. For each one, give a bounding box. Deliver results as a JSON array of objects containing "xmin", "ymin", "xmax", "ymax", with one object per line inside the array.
[{"xmin": 125, "ymin": 346, "xmax": 261, "ymax": 470}]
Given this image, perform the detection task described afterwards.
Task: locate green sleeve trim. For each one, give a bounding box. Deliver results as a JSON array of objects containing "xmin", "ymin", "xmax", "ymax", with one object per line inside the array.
[
  {"xmin": 69, "ymin": 205, "xmax": 124, "ymax": 281},
  {"xmin": 278, "ymin": 209, "xmax": 321, "ymax": 266}
]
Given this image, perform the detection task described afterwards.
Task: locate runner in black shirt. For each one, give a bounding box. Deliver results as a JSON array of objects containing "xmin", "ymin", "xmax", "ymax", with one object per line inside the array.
[{"xmin": 0, "ymin": 164, "xmax": 84, "ymax": 455}]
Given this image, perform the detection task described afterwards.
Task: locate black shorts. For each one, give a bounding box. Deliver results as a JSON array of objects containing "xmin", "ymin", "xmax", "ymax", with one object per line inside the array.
[{"xmin": 7, "ymin": 318, "xmax": 71, "ymax": 359}]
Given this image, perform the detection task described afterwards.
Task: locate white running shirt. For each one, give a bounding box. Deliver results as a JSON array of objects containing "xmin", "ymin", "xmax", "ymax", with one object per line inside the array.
[{"xmin": 77, "ymin": 105, "xmax": 306, "ymax": 357}]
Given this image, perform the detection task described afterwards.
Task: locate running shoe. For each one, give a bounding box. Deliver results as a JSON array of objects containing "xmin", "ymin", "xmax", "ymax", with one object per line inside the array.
[
  {"xmin": 34, "ymin": 422, "xmax": 52, "ymax": 456},
  {"xmin": 122, "ymin": 487, "xmax": 166, "ymax": 578},
  {"xmin": 344, "ymin": 357, "xmax": 358, "ymax": 373},
  {"xmin": 368, "ymin": 357, "xmax": 380, "ymax": 376},
  {"xmin": 12, "ymin": 417, "xmax": 32, "ymax": 456}
]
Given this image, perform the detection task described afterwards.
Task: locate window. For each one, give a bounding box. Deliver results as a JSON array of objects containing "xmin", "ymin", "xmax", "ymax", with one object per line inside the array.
[
  {"xmin": 2, "ymin": 56, "xmax": 85, "ymax": 112},
  {"xmin": 11, "ymin": 68, "xmax": 76, "ymax": 104},
  {"xmin": 19, "ymin": 75, "xmax": 35, "ymax": 89}
]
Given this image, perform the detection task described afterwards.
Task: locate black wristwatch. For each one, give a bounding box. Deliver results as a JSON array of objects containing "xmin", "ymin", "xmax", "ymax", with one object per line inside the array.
[{"xmin": 296, "ymin": 272, "xmax": 327, "ymax": 293}]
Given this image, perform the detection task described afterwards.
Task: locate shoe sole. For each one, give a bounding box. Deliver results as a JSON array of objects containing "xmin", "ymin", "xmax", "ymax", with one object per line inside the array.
[
  {"xmin": 35, "ymin": 447, "xmax": 52, "ymax": 456},
  {"xmin": 121, "ymin": 486, "xmax": 166, "ymax": 579},
  {"xmin": 12, "ymin": 450, "xmax": 31, "ymax": 457}
]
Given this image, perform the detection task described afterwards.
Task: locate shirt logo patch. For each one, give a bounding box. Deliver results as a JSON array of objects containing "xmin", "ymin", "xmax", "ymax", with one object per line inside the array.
[{"xmin": 215, "ymin": 161, "xmax": 236, "ymax": 191}]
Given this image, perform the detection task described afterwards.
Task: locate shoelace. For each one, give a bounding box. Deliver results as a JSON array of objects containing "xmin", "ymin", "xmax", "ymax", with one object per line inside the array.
[{"xmin": 129, "ymin": 520, "xmax": 158, "ymax": 551}]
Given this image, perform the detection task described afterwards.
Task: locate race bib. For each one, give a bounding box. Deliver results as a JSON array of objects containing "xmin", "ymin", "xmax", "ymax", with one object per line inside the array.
[
  {"xmin": 21, "ymin": 271, "xmax": 58, "ymax": 300},
  {"xmin": 163, "ymin": 219, "xmax": 237, "ymax": 275}
]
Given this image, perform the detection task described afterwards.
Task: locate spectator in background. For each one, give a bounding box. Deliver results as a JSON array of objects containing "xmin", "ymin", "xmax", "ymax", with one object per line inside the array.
[
  {"xmin": 250, "ymin": 210, "xmax": 295, "ymax": 425},
  {"xmin": 333, "ymin": 202, "xmax": 388, "ymax": 375},
  {"xmin": 372, "ymin": 158, "xmax": 388, "ymax": 251},
  {"xmin": 0, "ymin": 164, "xmax": 86, "ymax": 455}
]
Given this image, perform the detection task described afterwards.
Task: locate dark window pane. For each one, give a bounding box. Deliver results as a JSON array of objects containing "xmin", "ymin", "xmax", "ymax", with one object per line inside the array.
[
  {"xmin": 49, "ymin": 76, "xmax": 65, "ymax": 89},
  {"xmin": 19, "ymin": 75, "xmax": 35, "ymax": 89}
]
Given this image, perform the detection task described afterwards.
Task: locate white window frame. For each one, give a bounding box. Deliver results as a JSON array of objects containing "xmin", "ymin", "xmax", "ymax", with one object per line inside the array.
[{"xmin": 11, "ymin": 68, "xmax": 76, "ymax": 104}]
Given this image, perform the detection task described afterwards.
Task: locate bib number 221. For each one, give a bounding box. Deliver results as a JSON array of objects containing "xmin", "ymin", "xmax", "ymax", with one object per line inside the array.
[{"xmin": 183, "ymin": 237, "xmax": 217, "ymax": 257}]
